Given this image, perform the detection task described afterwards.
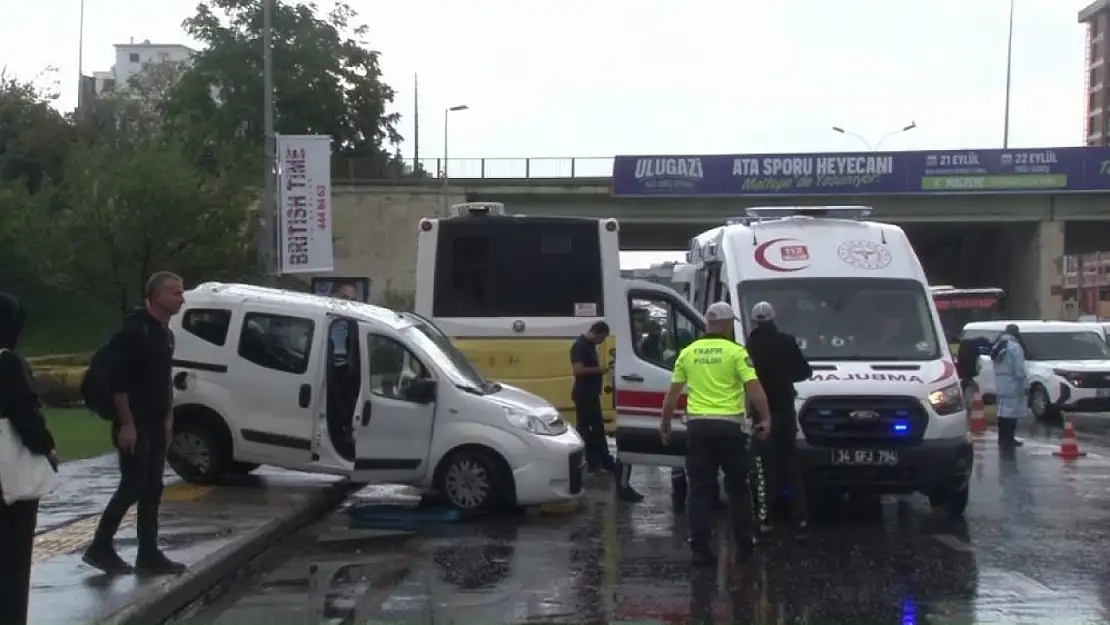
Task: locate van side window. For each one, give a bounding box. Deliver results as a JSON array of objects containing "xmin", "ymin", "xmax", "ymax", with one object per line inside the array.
[
  {"xmin": 432, "ymin": 217, "xmax": 604, "ymax": 318},
  {"xmin": 237, "ymin": 313, "xmax": 315, "ymax": 375},
  {"xmin": 367, "ymin": 334, "xmax": 430, "ymax": 400},
  {"xmin": 629, "ymin": 293, "xmax": 704, "ymax": 370},
  {"xmin": 182, "ymin": 308, "xmax": 232, "ymax": 346}
]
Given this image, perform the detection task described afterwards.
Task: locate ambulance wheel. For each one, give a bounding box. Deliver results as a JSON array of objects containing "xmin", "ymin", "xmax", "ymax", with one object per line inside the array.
[
  {"xmin": 928, "ymin": 486, "xmax": 969, "ymax": 520},
  {"xmin": 435, "ymin": 446, "xmax": 512, "ymax": 515},
  {"xmin": 168, "ymin": 419, "xmax": 229, "ymax": 484}
]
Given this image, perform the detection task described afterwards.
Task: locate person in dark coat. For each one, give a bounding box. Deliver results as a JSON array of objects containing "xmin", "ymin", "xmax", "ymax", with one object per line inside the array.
[
  {"xmin": 0, "ymin": 292, "xmax": 58, "ymax": 625},
  {"xmin": 956, "ymin": 336, "xmax": 989, "ymax": 408},
  {"xmin": 744, "ymin": 301, "xmax": 813, "ymax": 540}
]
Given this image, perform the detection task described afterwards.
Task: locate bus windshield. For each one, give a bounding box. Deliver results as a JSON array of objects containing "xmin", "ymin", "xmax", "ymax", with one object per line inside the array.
[
  {"xmin": 932, "ymin": 289, "xmax": 1004, "ymax": 342},
  {"xmin": 738, "ymin": 277, "xmax": 941, "ymax": 361}
]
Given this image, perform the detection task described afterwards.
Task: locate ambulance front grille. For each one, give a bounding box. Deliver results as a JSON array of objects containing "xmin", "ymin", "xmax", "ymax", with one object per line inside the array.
[{"xmin": 798, "ymin": 395, "xmax": 928, "ymax": 446}]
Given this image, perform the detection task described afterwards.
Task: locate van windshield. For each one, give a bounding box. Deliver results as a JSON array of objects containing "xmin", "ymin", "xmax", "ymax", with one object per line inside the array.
[
  {"xmin": 738, "ymin": 277, "xmax": 941, "ymax": 361},
  {"xmin": 400, "ymin": 319, "xmax": 490, "ymax": 392}
]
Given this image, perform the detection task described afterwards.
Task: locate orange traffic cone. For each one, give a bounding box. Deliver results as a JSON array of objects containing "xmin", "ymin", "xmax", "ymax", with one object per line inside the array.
[
  {"xmin": 1053, "ymin": 419, "xmax": 1088, "ymax": 459},
  {"xmin": 968, "ymin": 392, "xmax": 988, "ymax": 434}
]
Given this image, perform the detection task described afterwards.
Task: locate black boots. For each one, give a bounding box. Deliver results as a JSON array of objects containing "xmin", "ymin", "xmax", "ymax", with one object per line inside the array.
[{"xmin": 82, "ymin": 542, "xmax": 185, "ymax": 575}]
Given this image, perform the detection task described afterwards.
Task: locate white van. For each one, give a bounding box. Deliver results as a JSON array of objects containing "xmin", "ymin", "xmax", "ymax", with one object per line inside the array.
[
  {"xmin": 618, "ymin": 206, "xmax": 973, "ymax": 517},
  {"xmin": 166, "ymin": 283, "xmax": 585, "ymax": 513},
  {"xmin": 963, "ymin": 319, "xmax": 1110, "ymax": 420}
]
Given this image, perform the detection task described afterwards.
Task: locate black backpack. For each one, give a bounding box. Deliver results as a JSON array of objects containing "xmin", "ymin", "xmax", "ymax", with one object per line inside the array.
[
  {"xmin": 81, "ymin": 338, "xmax": 119, "ymax": 421},
  {"xmin": 80, "ymin": 324, "xmax": 151, "ymax": 421}
]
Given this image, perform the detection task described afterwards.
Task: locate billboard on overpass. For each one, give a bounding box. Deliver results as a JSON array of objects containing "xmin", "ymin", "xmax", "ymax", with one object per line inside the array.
[{"xmin": 610, "ymin": 147, "xmax": 1110, "ymax": 197}]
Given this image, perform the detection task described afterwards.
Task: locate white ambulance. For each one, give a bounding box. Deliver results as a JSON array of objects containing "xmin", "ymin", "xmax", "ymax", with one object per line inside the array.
[
  {"xmin": 166, "ymin": 283, "xmax": 585, "ymax": 513},
  {"xmin": 617, "ymin": 206, "xmax": 973, "ymax": 518}
]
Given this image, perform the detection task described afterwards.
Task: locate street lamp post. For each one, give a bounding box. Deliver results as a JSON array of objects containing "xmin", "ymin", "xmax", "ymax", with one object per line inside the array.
[
  {"xmin": 832, "ymin": 122, "xmax": 917, "ymax": 150},
  {"xmin": 443, "ymin": 104, "xmax": 469, "ymax": 188},
  {"xmin": 260, "ymin": 0, "xmax": 277, "ymax": 280},
  {"xmin": 1002, "ymin": 0, "xmax": 1016, "ymax": 148}
]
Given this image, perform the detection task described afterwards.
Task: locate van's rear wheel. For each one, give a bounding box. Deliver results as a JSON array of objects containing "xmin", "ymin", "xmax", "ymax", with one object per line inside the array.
[
  {"xmin": 169, "ymin": 421, "xmax": 228, "ymax": 484},
  {"xmin": 436, "ymin": 448, "xmax": 506, "ymax": 514}
]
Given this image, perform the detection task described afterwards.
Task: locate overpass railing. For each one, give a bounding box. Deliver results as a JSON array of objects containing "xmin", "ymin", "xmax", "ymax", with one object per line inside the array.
[{"xmin": 331, "ymin": 157, "xmax": 614, "ymax": 182}]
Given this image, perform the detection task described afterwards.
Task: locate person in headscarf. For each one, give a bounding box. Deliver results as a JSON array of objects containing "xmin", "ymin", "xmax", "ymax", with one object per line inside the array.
[
  {"xmin": 0, "ymin": 292, "xmax": 58, "ymax": 625},
  {"xmin": 991, "ymin": 323, "xmax": 1027, "ymax": 448}
]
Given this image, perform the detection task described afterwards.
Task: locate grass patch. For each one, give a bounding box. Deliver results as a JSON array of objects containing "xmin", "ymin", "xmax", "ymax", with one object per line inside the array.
[{"xmin": 44, "ymin": 407, "xmax": 115, "ymax": 462}]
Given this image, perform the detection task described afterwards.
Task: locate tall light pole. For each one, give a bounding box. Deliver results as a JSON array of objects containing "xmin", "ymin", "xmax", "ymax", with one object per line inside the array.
[
  {"xmin": 259, "ymin": 0, "xmax": 277, "ymax": 280},
  {"xmin": 442, "ymin": 104, "xmax": 468, "ymax": 188},
  {"xmin": 1002, "ymin": 0, "xmax": 1016, "ymax": 148},
  {"xmin": 832, "ymin": 121, "xmax": 917, "ymax": 150},
  {"xmin": 77, "ymin": 0, "xmax": 86, "ymax": 114}
]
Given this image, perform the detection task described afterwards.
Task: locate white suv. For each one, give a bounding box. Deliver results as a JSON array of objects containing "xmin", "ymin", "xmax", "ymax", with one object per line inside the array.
[{"xmin": 963, "ymin": 320, "xmax": 1110, "ymax": 420}]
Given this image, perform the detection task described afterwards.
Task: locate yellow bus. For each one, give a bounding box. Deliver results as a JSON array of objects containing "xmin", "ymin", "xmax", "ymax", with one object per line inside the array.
[{"xmin": 414, "ymin": 203, "xmax": 623, "ymax": 427}]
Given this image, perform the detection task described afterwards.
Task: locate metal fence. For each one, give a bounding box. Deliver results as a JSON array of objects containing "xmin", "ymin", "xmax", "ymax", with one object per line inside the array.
[{"xmin": 330, "ymin": 157, "xmax": 615, "ymax": 182}]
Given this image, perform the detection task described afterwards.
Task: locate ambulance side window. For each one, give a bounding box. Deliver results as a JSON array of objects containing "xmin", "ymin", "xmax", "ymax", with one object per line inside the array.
[
  {"xmin": 694, "ymin": 263, "xmax": 724, "ymax": 313},
  {"xmin": 629, "ymin": 293, "xmax": 704, "ymax": 370}
]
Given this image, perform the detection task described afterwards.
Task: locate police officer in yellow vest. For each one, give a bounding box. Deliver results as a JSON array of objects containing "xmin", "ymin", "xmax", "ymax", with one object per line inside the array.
[{"xmin": 660, "ymin": 301, "xmax": 772, "ymax": 566}]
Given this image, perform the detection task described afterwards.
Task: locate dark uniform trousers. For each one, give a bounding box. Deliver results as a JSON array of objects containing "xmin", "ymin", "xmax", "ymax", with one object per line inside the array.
[
  {"xmin": 573, "ymin": 392, "xmax": 612, "ymax": 470},
  {"xmin": 92, "ymin": 421, "xmax": 167, "ymax": 554},
  {"xmin": 685, "ymin": 418, "xmax": 756, "ymax": 549},
  {"xmin": 751, "ymin": 440, "xmax": 807, "ymax": 525},
  {"xmin": 749, "ymin": 405, "xmax": 807, "ymax": 525}
]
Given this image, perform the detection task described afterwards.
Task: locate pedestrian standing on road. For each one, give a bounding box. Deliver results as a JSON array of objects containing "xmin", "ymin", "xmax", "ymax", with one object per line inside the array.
[
  {"xmin": 0, "ymin": 292, "xmax": 59, "ymax": 625},
  {"xmin": 956, "ymin": 336, "xmax": 989, "ymax": 409},
  {"xmin": 744, "ymin": 301, "xmax": 812, "ymax": 540},
  {"xmin": 992, "ymin": 323, "xmax": 1028, "ymax": 448},
  {"xmin": 82, "ymin": 271, "xmax": 188, "ymax": 575},
  {"xmin": 571, "ymin": 322, "xmax": 643, "ymax": 502},
  {"xmin": 660, "ymin": 302, "xmax": 772, "ymax": 565}
]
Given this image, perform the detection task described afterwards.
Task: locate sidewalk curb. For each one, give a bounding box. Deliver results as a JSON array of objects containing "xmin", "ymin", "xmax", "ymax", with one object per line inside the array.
[{"xmin": 96, "ymin": 479, "xmax": 354, "ymax": 625}]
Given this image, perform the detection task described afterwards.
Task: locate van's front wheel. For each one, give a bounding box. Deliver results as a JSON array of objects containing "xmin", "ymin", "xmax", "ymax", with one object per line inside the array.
[{"xmin": 436, "ymin": 448, "xmax": 507, "ymax": 515}]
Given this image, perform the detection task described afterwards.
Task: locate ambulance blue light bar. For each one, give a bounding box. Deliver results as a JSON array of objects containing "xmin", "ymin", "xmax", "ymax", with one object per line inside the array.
[{"xmin": 743, "ymin": 206, "xmax": 874, "ymax": 220}]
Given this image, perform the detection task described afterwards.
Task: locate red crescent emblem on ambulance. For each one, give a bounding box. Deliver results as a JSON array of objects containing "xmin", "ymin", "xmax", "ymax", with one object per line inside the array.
[
  {"xmin": 929, "ymin": 360, "xmax": 956, "ymax": 384},
  {"xmin": 754, "ymin": 238, "xmax": 810, "ymax": 272}
]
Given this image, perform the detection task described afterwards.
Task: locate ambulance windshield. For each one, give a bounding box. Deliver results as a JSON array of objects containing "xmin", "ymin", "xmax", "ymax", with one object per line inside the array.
[{"xmin": 738, "ymin": 277, "xmax": 941, "ymax": 361}]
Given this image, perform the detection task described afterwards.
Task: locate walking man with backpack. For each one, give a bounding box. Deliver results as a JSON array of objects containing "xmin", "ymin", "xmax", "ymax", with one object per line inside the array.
[{"xmin": 81, "ymin": 271, "xmax": 187, "ymax": 574}]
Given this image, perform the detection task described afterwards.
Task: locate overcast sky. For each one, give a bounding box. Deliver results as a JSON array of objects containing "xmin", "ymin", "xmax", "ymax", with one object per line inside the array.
[{"xmin": 1, "ymin": 0, "xmax": 1096, "ymax": 266}]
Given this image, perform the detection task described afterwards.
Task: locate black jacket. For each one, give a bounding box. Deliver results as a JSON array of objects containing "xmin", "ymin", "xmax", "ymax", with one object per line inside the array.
[
  {"xmin": 108, "ymin": 309, "xmax": 175, "ymax": 423},
  {"xmin": 0, "ymin": 292, "xmax": 56, "ymax": 455},
  {"xmin": 746, "ymin": 323, "xmax": 812, "ymax": 420},
  {"xmin": 956, "ymin": 337, "xmax": 988, "ymax": 381}
]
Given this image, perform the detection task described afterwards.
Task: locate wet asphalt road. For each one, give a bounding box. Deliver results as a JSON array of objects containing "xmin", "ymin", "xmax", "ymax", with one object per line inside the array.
[{"xmin": 178, "ymin": 433, "xmax": 1110, "ymax": 625}]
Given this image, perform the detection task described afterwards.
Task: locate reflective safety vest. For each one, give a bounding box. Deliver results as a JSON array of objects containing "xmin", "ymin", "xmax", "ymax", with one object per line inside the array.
[{"xmin": 670, "ymin": 335, "xmax": 758, "ymax": 423}]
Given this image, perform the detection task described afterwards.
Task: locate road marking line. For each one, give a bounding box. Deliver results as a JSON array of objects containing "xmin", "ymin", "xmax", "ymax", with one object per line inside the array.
[{"xmin": 33, "ymin": 483, "xmax": 214, "ymax": 563}]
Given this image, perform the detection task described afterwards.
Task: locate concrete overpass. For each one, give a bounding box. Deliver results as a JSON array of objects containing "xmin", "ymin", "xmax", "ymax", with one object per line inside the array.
[{"xmin": 326, "ymin": 155, "xmax": 1110, "ymax": 319}]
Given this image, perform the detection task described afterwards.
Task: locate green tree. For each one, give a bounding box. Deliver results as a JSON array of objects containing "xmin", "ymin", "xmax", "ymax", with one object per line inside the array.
[
  {"xmin": 40, "ymin": 136, "xmax": 258, "ymax": 314},
  {"xmin": 167, "ymin": 0, "xmax": 403, "ymax": 174},
  {"xmin": 0, "ymin": 68, "xmax": 72, "ymax": 193}
]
